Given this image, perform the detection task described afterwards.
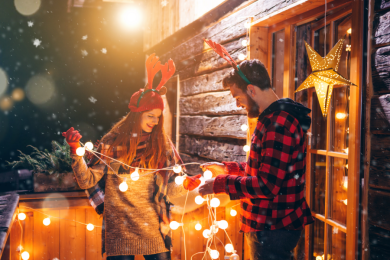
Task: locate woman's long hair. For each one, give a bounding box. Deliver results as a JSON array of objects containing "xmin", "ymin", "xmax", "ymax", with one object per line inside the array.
[{"xmin": 102, "ymin": 111, "xmax": 170, "ymax": 169}]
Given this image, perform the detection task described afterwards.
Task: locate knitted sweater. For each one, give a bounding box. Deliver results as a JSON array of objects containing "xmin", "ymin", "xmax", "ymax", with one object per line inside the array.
[{"xmin": 71, "ymin": 139, "xmax": 186, "ymax": 256}]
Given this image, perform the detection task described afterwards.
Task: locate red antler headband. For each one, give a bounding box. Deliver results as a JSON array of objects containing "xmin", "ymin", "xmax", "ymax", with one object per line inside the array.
[{"xmin": 203, "ymin": 38, "xmax": 251, "ymax": 84}]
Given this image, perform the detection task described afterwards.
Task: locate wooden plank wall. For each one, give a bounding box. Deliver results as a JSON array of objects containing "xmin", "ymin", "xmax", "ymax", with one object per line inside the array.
[{"xmin": 368, "ymin": 0, "xmax": 390, "ymax": 259}]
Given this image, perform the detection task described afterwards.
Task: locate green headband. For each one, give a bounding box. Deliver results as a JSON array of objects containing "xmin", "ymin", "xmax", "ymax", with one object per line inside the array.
[
  {"xmin": 237, "ymin": 65, "xmax": 251, "ymax": 84},
  {"xmin": 137, "ymin": 89, "xmax": 160, "ymax": 107}
]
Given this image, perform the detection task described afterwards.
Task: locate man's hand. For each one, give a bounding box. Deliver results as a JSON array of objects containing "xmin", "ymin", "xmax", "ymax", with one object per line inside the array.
[
  {"xmin": 200, "ymin": 162, "xmax": 226, "ymax": 176},
  {"xmin": 198, "ymin": 177, "xmax": 215, "ymax": 196}
]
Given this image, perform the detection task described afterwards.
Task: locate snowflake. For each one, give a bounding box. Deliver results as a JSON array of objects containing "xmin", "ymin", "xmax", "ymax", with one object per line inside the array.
[
  {"xmin": 294, "ymin": 174, "xmax": 299, "ymax": 180},
  {"xmin": 81, "ymin": 49, "xmax": 88, "ymax": 56},
  {"xmin": 33, "ymin": 39, "xmax": 41, "ymax": 47},
  {"xmin": 161, "ymin": 0, "xmax": 168, "ymax": 7},
  {"xmin": 101, "ymin": 48, "xmax": 107, "ymax": 54},
  {"xmin": 88, "ymin": 96, "xmax": 97, "ymax": 103},
  {"xmin": 82, "ymin": 35, "xmax": 88, "ymax": 40},
  {"xmin": 27, "ymin": 21, "xmax": 34, "ymax": 27}
]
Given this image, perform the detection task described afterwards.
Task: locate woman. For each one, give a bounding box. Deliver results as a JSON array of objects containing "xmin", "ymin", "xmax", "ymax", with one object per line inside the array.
[{"xmin": 62, "ymin": 55, "xmax": 201, "ymax": 260}]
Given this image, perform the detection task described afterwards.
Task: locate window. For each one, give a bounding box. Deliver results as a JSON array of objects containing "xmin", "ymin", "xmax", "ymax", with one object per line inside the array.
[{"xmin": 271, "ymin": 29, "xmax": 284, "ymax": 98}]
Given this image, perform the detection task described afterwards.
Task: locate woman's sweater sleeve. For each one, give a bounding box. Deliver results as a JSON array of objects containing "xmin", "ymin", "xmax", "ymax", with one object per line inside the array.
[{"xmin": 71, "ymin": 154, "xmax": 106, "ymax": 190}]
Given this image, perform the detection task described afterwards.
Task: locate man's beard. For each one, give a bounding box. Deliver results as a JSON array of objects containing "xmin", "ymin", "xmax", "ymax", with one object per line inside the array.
[{"xmin": 246, "ymin": 93, "xmax": 260, "ymax": 118}]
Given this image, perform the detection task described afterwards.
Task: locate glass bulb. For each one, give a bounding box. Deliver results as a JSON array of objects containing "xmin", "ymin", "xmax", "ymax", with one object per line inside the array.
[
  {"xmin": 243, "ymin": 145, "xmax": 250, "ymax": 152},
  {"xmin": 21, "ymin": 251, "xmax": 30, "ymax": 260},
  {"xmin": 175, "ymin": 176, "xmax": 184, "ymax": 185},
  {"xmin": 119, "ymin": 181, "xmax": 128, "ymax": 192},
  {"xmin": 210, "ymin": 250, "xmax": 219, "ymax": 259},
  {"xmin": 43, "ymin": 218, "xmax": 50, "ymax": 226},
  {"xmin": 238, "ymin": 53, "xmax": 246, "ymax": 60},
  {"xmin": 204, "ymin": 170, "xmax": 213, "ymax": 180},
  {"xmin": 85, "ymin": 141, "xmax": 93, "ymax": 150},
  {"xmin": 210, "ymin": 198, "xmax": 220, "ymax": 207},
  {"xmin": 170, "ymin": 221, "xmax": 180, "ymax": 230},
  {"xmin": 76, "ymin": 147, "xmax": 86, "ymax": 156},
  {"xmin": 195, "ymin": 223, "xmax": 202, "ymax": 230},
  {"xmin": 218, "ymin": 220, "xmax": 228, "ymax": 229},
  {"xmin": 195, "ymin": 195, "xmax": 205, "ymax": 205},
  {"xmin": 241, "ymin": 124, "xmax": 248, "ymax": 131},
  {"xmin": 173, "ymin": 164, "xmax": 182, "ymax": 173},
  {"xmin": 87, "ymin": 223, "xmax": 94, "ymax": 231},
  {"xmin": 241, "ymin": 39, "xmax": 248, "ymax": 47},
  {"xmin": 18, "ymin": 213, "xmax": 26, "ymax": 220},
  {"xmin": 225, "ymin": 243, "xmax": 234, "ymax": 253},
  {"xmin": 203, "ymin": 229, "xmax": 211, "ymax": 238},
  {"xmin": 230, "ymin": 209, "xmax": 237, "ymax": 216},
  {"xmin": 131, "ymin": 170, "xmax": 139, "ymax": 181},
  {"xmin": 244, "ymin": 21, "xmax": 251, "ymax": 28}
]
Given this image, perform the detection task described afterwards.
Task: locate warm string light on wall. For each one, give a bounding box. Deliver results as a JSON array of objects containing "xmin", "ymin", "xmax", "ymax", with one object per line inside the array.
[{"xmin": 238, "ymin": 17, "xmax": 252, "ymax": 61}]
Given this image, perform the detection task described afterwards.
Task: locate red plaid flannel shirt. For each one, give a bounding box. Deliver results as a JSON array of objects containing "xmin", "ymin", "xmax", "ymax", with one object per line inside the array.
[{"xmin": 213, "ymin": 110, "xmax": 314, "ymax": 232}]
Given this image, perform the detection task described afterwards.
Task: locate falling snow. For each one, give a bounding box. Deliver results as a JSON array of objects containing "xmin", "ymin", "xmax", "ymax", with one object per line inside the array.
[
  {"xmin": 27, "ymin": 21, "xmax": 34, "ymax": 27},
  {"xmin": 88, "ymin": 96, "xmax": 97, "ymax": 103},
  {"xmin": 81, "ymin": 49, "xmax": 88, "ymax": 56},
  {"xmin": 294, "ymin": 174, "xmax": 299, "ymax": 180},
  {"xmin": 161, "ymin": 0, "xmax": 168, "ymax": 7},
  {"xmin": 33, "ymin": 39, "xmax": 41, "ymax": 47},
  {"xmin": 82, "ymin": 35, "xmax": 88, "ymax": 40},
  {"xmin": 101, "ymin": 48, "xmax": 107, "ymax": 54}
]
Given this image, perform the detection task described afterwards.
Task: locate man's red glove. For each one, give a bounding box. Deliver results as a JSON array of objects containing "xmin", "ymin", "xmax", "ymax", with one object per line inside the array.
[
  {"xmin": 62, "ymin": 127, "xmax": 82, "ymax": 154},
  {"xmin": 183, "ymin": 174, "xmax": 202, "ymax": 191}
]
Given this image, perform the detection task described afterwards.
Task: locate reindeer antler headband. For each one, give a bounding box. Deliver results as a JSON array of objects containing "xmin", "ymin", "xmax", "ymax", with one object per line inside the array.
[{"xmin": 203, "ymin": 38, "xmax": 251, "ymax": 84}]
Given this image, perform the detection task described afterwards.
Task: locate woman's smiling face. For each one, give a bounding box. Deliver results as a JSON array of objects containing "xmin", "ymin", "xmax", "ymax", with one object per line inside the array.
[{"xmin": 140, "ymin": 108, "xmax": 162, "ymax": 133}]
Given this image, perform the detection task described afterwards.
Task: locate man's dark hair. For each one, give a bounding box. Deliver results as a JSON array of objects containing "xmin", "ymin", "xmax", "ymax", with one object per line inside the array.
[{"xmin": 222, "ymin": 59, "xmax": 271, "ymax": 92}]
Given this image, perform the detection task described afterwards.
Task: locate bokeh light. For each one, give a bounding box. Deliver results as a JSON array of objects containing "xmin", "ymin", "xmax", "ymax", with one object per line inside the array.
[
  {"xmin": 0, "ymin": 68, "xmax": 8, "ymax": 97},
  {"xmin": 11, "ymin": 88, "xmax": 25, "ymax": 101},
  {"xmin": 14, "ymin": 0, "xmax": 41, "ymax": 16},
  {"xmin": 25, "ymin": 74, "xmax": 55, "ymax": 105},
  {"xmin": 0, "ymin": 96, "xmax": 13, "ymax": 111},
  {"xmin": 120, "ymin": 7, "xmax": 142, "ymax": 28}
]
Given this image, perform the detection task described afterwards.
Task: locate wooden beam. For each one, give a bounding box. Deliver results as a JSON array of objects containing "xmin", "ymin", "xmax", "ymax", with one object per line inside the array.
[{"xmin": 283, "ymin": 25, "xmax": 295, "ymax": 99}]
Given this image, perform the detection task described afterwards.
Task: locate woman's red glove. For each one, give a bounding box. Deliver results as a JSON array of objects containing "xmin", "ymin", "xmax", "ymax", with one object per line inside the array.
[
  {"xmin": 183, "ymin": 174, "xmax": 202, "ymax": 191},
  {"xmin": 62, "ymin": 127, "xmax": 82, "ymax": 154}
]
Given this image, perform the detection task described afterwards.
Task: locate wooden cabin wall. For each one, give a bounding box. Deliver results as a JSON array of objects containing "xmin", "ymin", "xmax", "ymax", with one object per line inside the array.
[{"xmin": 368, "ymin": 0, "xmax": 390, "ymax": 259}]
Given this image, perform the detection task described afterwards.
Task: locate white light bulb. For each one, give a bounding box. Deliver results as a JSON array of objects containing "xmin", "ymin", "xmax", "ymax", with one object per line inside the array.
[
  {"xmin": 244, "ymin": 21, "xmax": 251, "ymax": 28},
  {"xmin": 204, "ymin": 170, "xmax": 213, "ymax": 180},
  {"xmin": 243, "ymin": 145, "xmax": 250, "ymax": 152},
  {"xmin": 316, "ymin": 256, "xmax": 322, "ymax": 260},
  {"xmin": 210, "ymin": 250, "xmax": 219, "ymax": 259},
  {"xmin": 131, "ymin": 169, "xmax": 140, "ymax": 181},
  {"xmin": 43, "ymin": 218, "xmax": 50, "ymax": 226},
  {"xmin": 230, "ymin": 209, "xmax": 237, "ymax": 216},
  {"xmin": 76, "ymin": 147, "xmax": 86, "ymax": 156},
  {"xmin": 238, "ymin": 53, "xmax": 246, "ymax": 60},
  {"xmin": 119, "ymin": 180, "xmax": 128, "ymax": 192},
  {"xmin": 87, "ymin": 223, "xmax": 94, "ymax": 231},
  {"xmin": 85, "ymin": 141, "xmax": 93, "ymax": 150},
  {"xmin": 195, "ymin": 223, "xmax": 202, "ymax": 230},
  {"xmin": 225, "ymin": 243, "xmax": 234, "ymax": 253},
  {"xmin": 210, "ymin": 198, "xmax": 220, "ymax": 207},
  {"xmin": 175, "ymin": 176, "xmax": 184, "ymax": 185},
  {"xmin": 230, "ymin": 253, "xmax": 240, "ymax": 260},
  {"xmin": 218, "ymin": 220, "xmax": 228, "ymax": 230},
  {"xmin": 173, "ymin": 164, "xmax": 182, "ymax": 173},
  {"xmin": 241, "ymin": 124, "xmax": 248, "ymax": 131},
  {"xmin": 170, "ymin": 221, "xmax": 180, "ymax": 230},
  {"xmin": 18, "ymin": 213, "xmax": 26, "ymax": 220},
  {"xmin": 21, "ymin": 251, "xmax": 30, "ymax": 260},
  {"xmin": 195, "ymin": 195, "xmax": 205, "ymax": 205},
  {"xmin": 203, "ymin": 229, "xmax": 211, "ymax": 238},
  {"xmin": 342, "ymin": 199, "xmax": 348, "ymax": 205},
  {"xmin": 241, "ymin": 39, "xmax": 248, "ymax": 47}
]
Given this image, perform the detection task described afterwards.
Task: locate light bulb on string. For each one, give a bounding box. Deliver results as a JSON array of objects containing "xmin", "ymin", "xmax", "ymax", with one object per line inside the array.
[
  {"xmin": 85, "ymin": 141, "xmax": 93, "ymax": 150},
  {"xmin": 119, "ymin": 178, "xmax": 128, "ymax": 192},
  {"xmin": 244, "ymin": 21, "xmax": 251, "ymax": 29},
  {"xmin": 204, "ymin": 170, "xmax": 213, "ymax": 180},
  {"xmin": 203, "ymin": 229, "xmax": 211, "ymax": 238},
  {"xmin": 195, "ymin": 195, "xmax": 206, "ymax": 205},
  {"xmin": 18, "ymin": 213, "xmax": 26, "ymax": 220},
  {"xmin": 210, "ymin": 250, "xmax": 220, "ymax": 259},
  {"xmin": 241, "ymin": 124, "xmax": 248, "ymax": 131},
  {"xmin": 210, "ymin": 198, "xmax": 220, "ymax": 207},
  {"xmin": 21, "ymin": 251, "xmax": 30, "ymax": 260},
  {"xmin": 170, "ymin": 221, "xmax": 181, "ymax": 230},
  {"xmin": 241, "ymin": 39, "xmax": 248, "ymax": 47},
  {"xmin": 87, "ymin": 223, "xmax": 94, "ymax": 231},
  {"xmin": 175, "ymin": 175, "xmax": 184, "ymax": 185},
  {"xmin": 217, "ymin": 220, "xmax": 228, "ymax": 229},
  {"xmin": 173, "ymin": 164, "xmax": 182, "ymax": 173},
  {"xmin": 243, "ymin": 145, "xmax": 250, "ymax": 152},
  {"xmin": 230, "ymin": 209, "xmax": 237, "ymax": 216},
  {"xmin": 76, "ymin": 147, "xmax": 86, "ymax": 156},
  {"xmin": 238, "ymin": 53, "xmax": 247, "ymax": 61},
  {"xmin": 195, "ymin": 223, "xmax": 202, "ymax": 230},
  {"xmin": 131, "ymin": 168, "xmax": 139, "ymax": 181},
  {"xmin": 43, "ymin": 218, "xmax": 50, "ymax": 226},
  {"xmin": 225, "ymin": 243, "xmax": 234, "ymax": 253}
]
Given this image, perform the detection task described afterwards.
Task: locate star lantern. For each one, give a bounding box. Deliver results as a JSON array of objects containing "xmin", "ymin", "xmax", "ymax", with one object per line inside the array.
[{"xmin": 295, "ymin": 38, "xmax": 356, "ymax": 116}]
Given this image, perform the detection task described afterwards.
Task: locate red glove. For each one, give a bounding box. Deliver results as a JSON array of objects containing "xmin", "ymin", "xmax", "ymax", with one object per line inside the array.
[
  {"xmin": 62, "ymin": 127, "xmax": 82, "ymax": 154},
  {"xmin": 183, "ymin": 174, "xmax": 202, "ymax": 191}
]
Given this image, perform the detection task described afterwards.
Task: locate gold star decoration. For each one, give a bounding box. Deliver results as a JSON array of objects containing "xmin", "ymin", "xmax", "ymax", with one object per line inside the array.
[{"xmin": 295, "ymin": 37, "xmax": 356, "ymax": 116}]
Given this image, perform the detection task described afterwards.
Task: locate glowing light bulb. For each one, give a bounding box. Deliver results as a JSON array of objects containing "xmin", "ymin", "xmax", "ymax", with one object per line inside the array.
[
  {"xmin": 241, "ymin": 39, "xmax": 248, "ymax": 47},
  {"xmin": 119, "ymin": 179, "xmax": 128, "ymax": 192},
  {"xmin": 210, "ymin": 250, "xmax": 219, "ymax": 259},
  {"xmin": 195, "ymin": 195, "xmax": 205, "ymax": 205},
  {"xmin": 347, "ymin": 28, "xmax": 352, "ymax": 34},
  {"xmin": 43, "ymin": 218, "xmax": 50, "ymax": 226},
  {"xmin": 131, "ymin": 169, "xmax": 139, "ymax": 181},
  {"xmin": 225, "ymin": 243, "xmax": 234, "ymax": 253},
  {"xmin": 18, "ymin": 213, "xmax": 26, "ymax": 220},
  {"xmin": 238, "ymin": 53, "xmax": 247, "ymax": 60},
  {"xmin": 243, "ymin": 145, "xmax": 250, "ymax": 152},
  {"xmin": 342, "ymin": 176, "xmax": 348, "ymax": 190},
  {"xmin": 204, "ymin": 170, "xmax": 213, "ymax": 180},
  {"xmin": 85, "ymin": 141, "xmax": 93, "ymax": 150},
  {"xmin": 173, "ymin": 164, "xmax": 182, "ymax": 173},
  {"xmin": 241, "ymin": 124, "xmax": 248, "ymax": 131},
  {"xmin": 195, "ymin": 223, "xmax": 202, "ymax": 230},
  {"xmin": 21, "ymin": 251, "xmax": 30, "ymax": 260},
  {"xmin": 244, "ymin": 21, "xmax": 251, "ymax": 29},
  {"xmin": 120, "ymin": 7, "xmax": 142, "ymax": 28},
  {"xmin": 230, "ymin": 209, "xmax": 237, "ymax": 216},
  {"xmin": 316, "ymin": 256, "xmax": 322, "ymax": 260},
  {"xmin": 87, "ymin": 223, "xmax": 94, "ymax": 231},
  {"xmin": 343, "ymin": 148, "xmax": 349, "ymax": 154},
  {"xmin": 230, "ymin": 253, "xmax": 240, "ymax": 260},
  {"xmin": 170, "ymin": 221, "xmax": 180, "ymax": 230},
  {"xmin": 336, "ymin": 113, "xmax": 347, "ymax": 119},
  {"xmin": 203, "ymin": 229, "xmax": 211, "ymax": 238},
  {"xmin": 210, "ymin": 198, "xmax": 220, "ymax": 207},
  {"xmin": 342, "ymin": 199, "xmax": 348, "ymax": 205},
  {"xmin": 76, "ymin": 147, "xmax": 86, "ymax": 156},
  {"xmin": 218, "ymin": 220, "xmax": 228, "ymax": 229},
  {"xmin": 175, "ymin": 176, "xmax": 184, "ymax": 185}
]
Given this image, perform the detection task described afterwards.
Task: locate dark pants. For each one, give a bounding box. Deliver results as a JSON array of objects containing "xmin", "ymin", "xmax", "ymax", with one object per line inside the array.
[
  {"xmin": 107, "ymin": 252, "xmax": 171, "ymax": 260},
  {"xmin": 245, "ymin": 229, "xmax": 302, "ymax": 260}
]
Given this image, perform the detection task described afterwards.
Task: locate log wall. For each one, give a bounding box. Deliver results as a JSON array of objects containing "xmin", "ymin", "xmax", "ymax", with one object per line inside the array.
[{"xmin": 368, "ymin": 0, "xmax": 390, "ymax": 258}]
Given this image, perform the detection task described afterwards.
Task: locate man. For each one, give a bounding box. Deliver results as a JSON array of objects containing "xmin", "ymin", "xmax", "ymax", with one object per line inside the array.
[{"xmin": 198, "ymin": 59, "xmax": 314, "ymax": 260}]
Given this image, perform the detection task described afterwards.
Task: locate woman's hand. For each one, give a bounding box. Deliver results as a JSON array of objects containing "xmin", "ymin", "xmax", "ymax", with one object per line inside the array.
[
  {"xmin": 183, "ymin": 174, "xmax": 201, "ymax": 191},
  {"xmin": 62, "ymin": 127, "xmax": 82, "ymax": 154}
]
